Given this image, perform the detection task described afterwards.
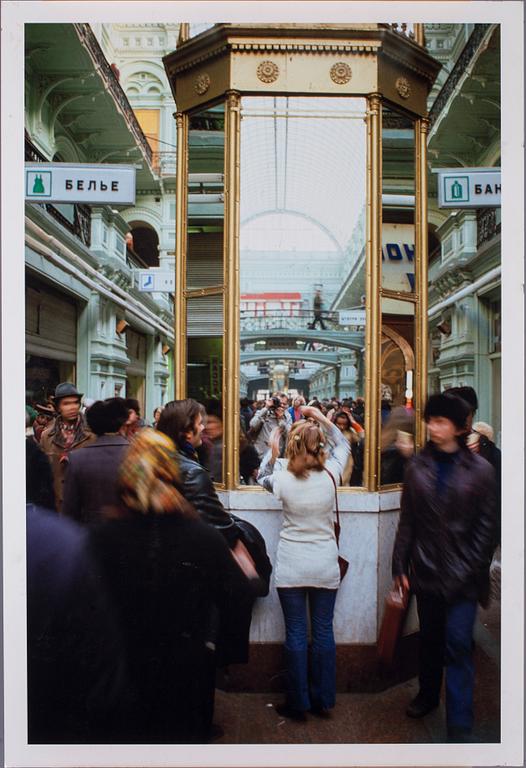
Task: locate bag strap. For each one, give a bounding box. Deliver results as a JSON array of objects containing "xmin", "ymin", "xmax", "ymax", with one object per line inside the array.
[{"xmin": 323, "ymin": 467, "xmax": 340, "ymax": 535}]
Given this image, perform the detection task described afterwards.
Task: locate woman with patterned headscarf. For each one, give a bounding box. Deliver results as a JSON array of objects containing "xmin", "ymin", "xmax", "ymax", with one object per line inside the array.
[{"xmin": 91, "ymin": 428, "xmax": 253, "ymax": 744}]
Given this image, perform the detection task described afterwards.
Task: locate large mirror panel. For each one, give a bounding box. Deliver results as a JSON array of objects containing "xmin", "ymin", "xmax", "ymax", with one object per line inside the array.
[
  {"xmin": 382, "ymin": 106, "xmax": 415, "ymax": 295},
  {"xmin": 186, "ymin": 294, "xmax": 224, "ymax": 484},
  {"xmin": 379, "ymin": 297, "xmax": 416, "ymax": 486},
  {"xmin": 239, "ymin": 96, "xmax": 367, "ymax": 487},
  {"xmin": 186, "ymin": 104, "xmax": 225, "ymax": 484}
]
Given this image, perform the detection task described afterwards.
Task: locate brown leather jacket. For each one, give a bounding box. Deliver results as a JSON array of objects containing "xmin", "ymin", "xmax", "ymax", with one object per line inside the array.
[
  {"xmin": 40, "ymin": 416, "xmax": 96, "ymax": 512},
  {"xmin": 392, "ymin": 442, "xmax": 497, "ymax": 605}
]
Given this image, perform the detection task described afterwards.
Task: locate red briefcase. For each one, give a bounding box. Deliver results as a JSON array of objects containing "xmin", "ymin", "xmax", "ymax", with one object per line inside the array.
[{"xmin": 377, "ymin": 587, "xmax": 410, "ymax": 666}]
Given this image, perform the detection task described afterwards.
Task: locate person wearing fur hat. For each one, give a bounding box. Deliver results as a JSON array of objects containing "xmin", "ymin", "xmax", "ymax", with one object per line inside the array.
[
  {"xmin": 391, "ymin": 393, "xmax": 497, "ymax": 743},
  {"xmin": 447, "ymin": 385, "xmax": 501, "ymax": 548},
  {"xmin": 40, "ymin": 383, "xmax": 95, "ymax": 512},
  {"xmin": 62, "ymin": 398, "xmax": 130, "ymax": 524}
]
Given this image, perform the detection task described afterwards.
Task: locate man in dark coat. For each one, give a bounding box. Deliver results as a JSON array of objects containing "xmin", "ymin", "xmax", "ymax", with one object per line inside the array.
[
  {"xmin": 26, "ymin": 439, "xmax": 128, "ymax": 743},
  {"xmin": 447, "ymin": 385, "xmax": 501, "ymax": 547},
  {"xmin": 62, "ymin": 398, "xmax": 130, "ymax": 523},
  {"xmin": 391, "ymin": 393, "xmax": 496, "ymax": 743},
  {"xmin": 40, "ymin": 383, "xmax": 95, "ymax": 511}
]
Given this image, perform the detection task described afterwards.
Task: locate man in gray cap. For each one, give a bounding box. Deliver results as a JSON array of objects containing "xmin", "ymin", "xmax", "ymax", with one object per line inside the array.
[{"xmin": 40, "ymin": 383, "xmax": 95, "ymax": 512}]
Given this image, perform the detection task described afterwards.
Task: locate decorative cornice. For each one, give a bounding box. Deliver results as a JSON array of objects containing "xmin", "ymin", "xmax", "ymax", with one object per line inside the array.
[
  {"xmin": 74, "ymin": 23, "xmax": 154, "ymax": 168},
  {"xmin": 99, "ymin": 262, "xmax": 133, "ymax": 290},
  {"xmin": 429, "ymin": 24, "xmax": 492, "ymax": 126},
  {"xmin": 166, "ymin": 39, "xmax": 379, "ymax": 77},
  {"xmin": 433, "ymin": 267, "xmax": 472, "ymax": 300}
]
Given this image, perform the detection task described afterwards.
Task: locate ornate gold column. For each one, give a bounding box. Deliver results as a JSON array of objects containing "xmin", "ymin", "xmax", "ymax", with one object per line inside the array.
[
  {"xmin": 174, "ymin": 111, "xmax": 188, "ymax": 398},
  {"xmin": 223, "ymin": 91, "xmax": 241, "ymax": 489},
  {"xmin": 414, "ymin": 116, "xmax": 430, "ymax": 449},
  {"xmin": 177, "ymin": 23, "xmax": 190, "ymax": 47},
  {"xmin": 365, "ymin": 94, "xmax": 382, "ymax": 490},
  {"xmin": 413, "ymin": 24, "xmax": 426, "ymax": 47}
]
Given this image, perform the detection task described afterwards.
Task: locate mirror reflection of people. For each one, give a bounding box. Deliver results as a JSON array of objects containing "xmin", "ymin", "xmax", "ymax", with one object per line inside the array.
[
  {"xmin": 311, "ymin": 289, "xmax": 327, "ymax": 330},
  {"xmin": 332, "ymin": 411, "xmax": 356, "ymax": 485},
  {"xmin": 380, "ymin": 406, "xmax": 415, "ymax": 485},
  {"xmin": 248, "ymin": 394, "xmax": 290, "ymax": 459},
  {"xmin": 391, "ymin": 393, "xmax": 497, "ymax": 743},
  {"xmin": 258, "ymin": 405, "xmax": 350, "ymax": 721},
  {"xmin": 152, "ymin": 406, "xmax": 164, "ymax": 428}
]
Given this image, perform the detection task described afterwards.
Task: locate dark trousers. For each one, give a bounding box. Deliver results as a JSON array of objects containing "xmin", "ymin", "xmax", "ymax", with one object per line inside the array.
[
  {"xmin": 416, "ymin": 594, "xmax": 478, "ymax": 731},
  {"xmin": 277, "ymin": 587, "xmax": 337, "ymax": 712}
]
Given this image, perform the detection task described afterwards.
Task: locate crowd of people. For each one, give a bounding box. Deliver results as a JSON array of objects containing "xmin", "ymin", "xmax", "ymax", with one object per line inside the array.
[{"xmin": 25, "ymin": 381, "xmax": 501, "ymax": 744}]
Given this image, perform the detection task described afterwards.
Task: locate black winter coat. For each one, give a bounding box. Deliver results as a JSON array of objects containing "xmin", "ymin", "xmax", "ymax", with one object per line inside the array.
[
  {"xmin": 91, "ymin": 514, "xmax": 253, "ymax": 743},
  {"xmin": 392, "ymin": 442, "xmax": 497, "ymax": 604},
  {"xmin": 176, "ymin": 449, "xmax": 238, "ymax": 545}
]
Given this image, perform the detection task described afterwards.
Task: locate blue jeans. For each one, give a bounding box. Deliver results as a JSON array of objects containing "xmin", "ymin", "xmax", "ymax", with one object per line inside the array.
[
  {"xmin": 277, "ymin": 587, "xmax": 337, "ymax": 712},
  {"xmin": 417, "ymin": 594, "xmax": 478, "ymax": 731}
]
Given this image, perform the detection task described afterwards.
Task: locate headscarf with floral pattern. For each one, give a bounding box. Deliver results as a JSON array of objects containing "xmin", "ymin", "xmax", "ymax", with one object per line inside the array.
[{"xmin": 118, "ymin": 428, "xmax": 196, "ymax": 518}]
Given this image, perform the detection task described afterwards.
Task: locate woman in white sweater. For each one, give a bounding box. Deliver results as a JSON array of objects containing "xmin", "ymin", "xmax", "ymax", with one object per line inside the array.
[{"xmin": 258, "ymin": 405, "xmax": 350, "ymax": 721}]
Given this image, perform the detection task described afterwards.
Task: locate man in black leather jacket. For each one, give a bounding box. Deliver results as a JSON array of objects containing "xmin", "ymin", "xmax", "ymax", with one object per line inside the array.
[
  {"xmin": 391, "ymin": 393, "xmax": 496, "ymax": 743},
  {"xmin": 158, "ymin": 399, "xmax": 238, "ymax": 545}
]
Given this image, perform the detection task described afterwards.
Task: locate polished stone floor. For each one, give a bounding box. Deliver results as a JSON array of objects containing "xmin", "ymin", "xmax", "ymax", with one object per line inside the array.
[{"xmin": 213, "ymin": 601, "xmax": 500, "ymax": 745}]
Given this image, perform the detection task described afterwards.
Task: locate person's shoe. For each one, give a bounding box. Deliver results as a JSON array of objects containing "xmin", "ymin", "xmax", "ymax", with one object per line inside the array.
[
  {"xmin": 274, "ymin": 703, "xmax": 307, "ymax": 722},
  {"xmin": 310, "ymin": 705, "xmax": 332, "ymax": 719},
  {"xmin": 405, "ymin": 693, "xmax": 439, "ymax": 718},
  {"xmin": 447, "ymin": 726, "xmax": 472, "ymax": 743}
]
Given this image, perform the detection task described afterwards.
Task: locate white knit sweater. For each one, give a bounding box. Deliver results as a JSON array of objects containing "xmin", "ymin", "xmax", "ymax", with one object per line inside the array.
[{"xmin": 259, "ymin": 424, "xmax": 350, "ymax": 589}]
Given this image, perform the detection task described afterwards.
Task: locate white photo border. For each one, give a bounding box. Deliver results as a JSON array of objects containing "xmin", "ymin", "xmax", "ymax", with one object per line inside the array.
[{"xmin": 2, "ymin": 1, "xmax": 523, "ymax": 766}]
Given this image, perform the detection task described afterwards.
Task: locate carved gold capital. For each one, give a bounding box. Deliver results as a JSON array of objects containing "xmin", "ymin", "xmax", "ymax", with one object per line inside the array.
[{"xmin": 226, "ymin": 89, "xmax": 241, "ymax": 110}]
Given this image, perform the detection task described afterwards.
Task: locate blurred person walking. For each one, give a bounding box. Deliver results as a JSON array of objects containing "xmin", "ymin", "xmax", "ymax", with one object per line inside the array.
[
  {"xmin": 26, "ymin": 439, "xmax": 127, "ymax": 743},
  {"xmin": 391, "ymin": 393, "xmax": 497, "ymax": 743},
  {"xmin": 258, "ymin": 405, "xmax": 350, "ymax": 721}
]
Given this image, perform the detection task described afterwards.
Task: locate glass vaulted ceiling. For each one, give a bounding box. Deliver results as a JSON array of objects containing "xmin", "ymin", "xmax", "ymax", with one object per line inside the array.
[{"xmin": 240, "ymin": 97, "xmax": 367, "ymax": 256}]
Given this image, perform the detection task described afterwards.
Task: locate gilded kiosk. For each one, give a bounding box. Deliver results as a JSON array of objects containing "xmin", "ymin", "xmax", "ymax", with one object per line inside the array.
[{"xmin": 163, "ymin": 24, "xmax": 441, "ymax": 688}]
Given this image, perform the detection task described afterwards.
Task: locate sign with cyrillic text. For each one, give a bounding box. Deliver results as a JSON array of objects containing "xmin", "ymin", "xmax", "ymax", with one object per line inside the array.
[
  {"xmin": 25, "ymin": 163, "xmax": 136, "ymax": 204},
  {"xmin": 339, "ymin": 309, "xmax": 365, "ymax": 327},
  {"xmin": 436, "ymin": 168, "xmax": 501, "ymax": 208}
]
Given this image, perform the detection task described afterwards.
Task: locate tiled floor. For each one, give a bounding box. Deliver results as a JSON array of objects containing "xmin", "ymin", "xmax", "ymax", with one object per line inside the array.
[{"xmin": 213, "ymin": 603, "xmax": 501, "ymax": 745}]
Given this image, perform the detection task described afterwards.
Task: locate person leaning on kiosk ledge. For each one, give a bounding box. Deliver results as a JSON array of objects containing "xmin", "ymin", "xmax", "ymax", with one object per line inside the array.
[
  {"xmin": 258, "ymin": 405, "xmax": 350, "ymax": 722},
  {"xmin": 39, "ymin": 383, "xmax": 96, "ymax": 512},
  {"xmin": 156, "ymin": 399, "xmax": 265, "ymax": 669},
  {"xmin": 391, "ymin": 393, "xmax": 496, "ymax": 743}
]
